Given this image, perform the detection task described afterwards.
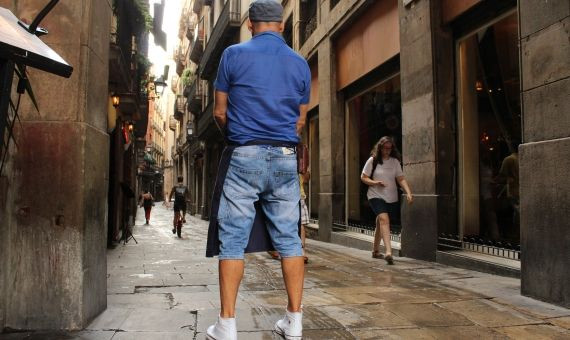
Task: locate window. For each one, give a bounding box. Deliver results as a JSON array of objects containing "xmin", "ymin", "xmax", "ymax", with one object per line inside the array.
[
  {"xmin": 346, "ymin": 75, "xmax": 402, "ymax": 229},
  {"xmin": 299, "ymin": 0, "xmax": 317, "ymax": 46},
  {"xmin": 331, "ymin": 0, "xmax": 340, "ymax": 10},
  {"xmin": 457, "ymin": 12, "xmax": 521, "ymax": 247}
]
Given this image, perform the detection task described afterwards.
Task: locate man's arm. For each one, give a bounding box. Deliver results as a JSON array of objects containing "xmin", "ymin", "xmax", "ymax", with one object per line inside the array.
[
  {"xmin": 213, "ymin": 90, "xmax": 228, "ymax": 133},
  {"xmin": 168, "ymin": 188, "xmax": 174, "ymax": 202},
  {"xmin": 297, "ymin": 104, "xmax": 308, "ymax": 135}
]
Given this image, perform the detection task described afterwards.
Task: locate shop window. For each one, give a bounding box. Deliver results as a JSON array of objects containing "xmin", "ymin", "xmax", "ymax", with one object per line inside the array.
[
  {"xmin": 457, "ymin": 12, "xmax": 521, "ymax": 248},
  {"xmin": 346, "ymin": 75, "xmax": 402, "ymax": 229}
]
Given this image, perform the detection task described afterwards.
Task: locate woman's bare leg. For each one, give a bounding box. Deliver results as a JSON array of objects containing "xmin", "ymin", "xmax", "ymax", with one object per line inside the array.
[{"xmin": 379, "ymin": 213, "xmax": 391, "ymax": 256}]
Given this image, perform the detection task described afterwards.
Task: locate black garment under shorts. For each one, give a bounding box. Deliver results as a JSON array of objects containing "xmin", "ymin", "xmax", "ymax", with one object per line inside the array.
[
  {"xmin": 174, "ymin": 201, "xmax": 186, "ymax": 213},
  {"xmin": 369, "ymin": 198, "xmax": 398, "ymax": 220}
]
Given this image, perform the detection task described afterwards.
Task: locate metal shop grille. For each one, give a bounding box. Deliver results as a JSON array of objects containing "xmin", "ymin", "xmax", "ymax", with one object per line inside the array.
[{"xmin": 438, "ymin": 234, "xmax": 521, "ymax": 260}]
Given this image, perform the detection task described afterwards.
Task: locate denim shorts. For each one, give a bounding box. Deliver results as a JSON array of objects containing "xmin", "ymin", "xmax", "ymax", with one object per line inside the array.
[{"xmin": 217, "ymin": 145, "xmax": 303, "ymax": 260}]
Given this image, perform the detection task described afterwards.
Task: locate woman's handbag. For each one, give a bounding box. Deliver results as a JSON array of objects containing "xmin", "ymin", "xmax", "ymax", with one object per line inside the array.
[{"xmin": 297, "ymin": 143, "xmax": 309, "ymax": 174}]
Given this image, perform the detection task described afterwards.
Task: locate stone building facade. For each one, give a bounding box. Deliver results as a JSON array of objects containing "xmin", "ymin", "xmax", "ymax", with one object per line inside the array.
[
  {"xmin": 0, "ymin": 0, "xmax": 155, "ymax": 331},
  {"xmin": 174, "ymin": 0, "xmax": 569, "ymax": 308},
  {"xmin": 0, "ymin": 0, "xmax": 111, "ymax": 330}
]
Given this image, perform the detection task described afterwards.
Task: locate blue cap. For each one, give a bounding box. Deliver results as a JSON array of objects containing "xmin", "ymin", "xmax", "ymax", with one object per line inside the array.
[{"xmin": 249, "ymin": 0, "xmax": 283, "ymax": 22}]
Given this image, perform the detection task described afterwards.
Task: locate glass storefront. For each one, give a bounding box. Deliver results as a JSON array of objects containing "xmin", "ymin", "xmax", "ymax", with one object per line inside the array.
[
  {"xmin": 345, "ymin": 75, "xmax": 402, "ymax": 229},
  {"xmin": 457, "ymin": 12, "xmax": 521, "ymax": 247}
]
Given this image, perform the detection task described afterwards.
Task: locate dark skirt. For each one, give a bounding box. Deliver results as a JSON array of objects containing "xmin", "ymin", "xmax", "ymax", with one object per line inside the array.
[{"xmin": 369, "ymin": 198, "xmax": 399, "ymax": 221}]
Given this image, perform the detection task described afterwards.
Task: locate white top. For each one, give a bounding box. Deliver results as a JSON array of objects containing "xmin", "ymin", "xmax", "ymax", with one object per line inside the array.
[{"xmin": 361, "ymin": 157, "xmax": 404, "ymax": 203}]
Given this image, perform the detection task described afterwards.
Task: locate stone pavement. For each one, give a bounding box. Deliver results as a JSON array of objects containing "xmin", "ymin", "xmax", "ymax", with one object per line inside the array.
[{"xmin": 3, "ymin": 204, "xmax": 569, "ymax": 339}]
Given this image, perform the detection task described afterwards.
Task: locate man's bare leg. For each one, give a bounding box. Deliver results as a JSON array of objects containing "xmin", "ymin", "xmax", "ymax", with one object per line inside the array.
[
  {"xmin": 281, "ymin": 257, "xmax": 304, "ymax": 312},
  {"xmin": 219, "ymin": 259, "xmax": 244, "ymax": 318}
]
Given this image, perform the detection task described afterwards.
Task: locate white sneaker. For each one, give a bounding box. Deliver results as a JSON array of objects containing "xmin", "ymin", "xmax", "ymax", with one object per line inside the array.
[
  {"xmin": 206, "ymin": 315, "xmax": 237, "ymax": 340},
  {"xmin": 274, "ymin": 308, "xmax": 302, "ymax": 339}
]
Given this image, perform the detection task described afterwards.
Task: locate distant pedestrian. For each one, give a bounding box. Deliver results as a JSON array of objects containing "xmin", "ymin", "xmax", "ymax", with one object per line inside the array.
[
  {"xmin": 139, "ymin": 190, "xmax": 154, "ymax": 225},
  {"xmin": 169, "ymin": 176, "xmax": 190, "ymax": 236},
  {"xmin": 361, "ymin": 136, "xmax": 413, "ymax": 265}
]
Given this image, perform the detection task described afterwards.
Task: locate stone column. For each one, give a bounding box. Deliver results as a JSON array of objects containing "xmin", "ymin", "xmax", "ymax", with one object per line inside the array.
[
  {"xmin": 398, "ymin": 0, "xmax": 439, "ymax": 261},
  {"xmin": 519, "ymin": 0, "xmax": 570, "ymax": 308},
  {"xmin": 317, "ymin": 38, "xmax": 344, "ymax": 242},
  {"xmin": 0, "ymin": 0, "xmax": 111, "ymax": 330}
]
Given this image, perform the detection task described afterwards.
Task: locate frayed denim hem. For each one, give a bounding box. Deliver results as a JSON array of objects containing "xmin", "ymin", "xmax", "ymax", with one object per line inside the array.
[{"xmin": 218, "ymin": 255, "xmax": 245, "ymax": 260}]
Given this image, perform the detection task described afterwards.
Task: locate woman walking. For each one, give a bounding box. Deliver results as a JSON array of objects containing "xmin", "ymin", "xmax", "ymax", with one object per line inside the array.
[
  {"xmin": 139, "ymin": 190, "xmax": 154, "ymax": 225},
  {"xmin": 361, "ymin": 136, "xmax": 413, "ymax": 265}
]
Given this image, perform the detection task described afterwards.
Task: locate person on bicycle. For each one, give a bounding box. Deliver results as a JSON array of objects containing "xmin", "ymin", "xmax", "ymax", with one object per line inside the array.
[{"xmin": 169, "ymin": 176, "xmax": 190, "ymax": 234}]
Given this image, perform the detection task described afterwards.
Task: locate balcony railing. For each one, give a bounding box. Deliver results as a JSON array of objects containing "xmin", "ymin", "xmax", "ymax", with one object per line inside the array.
[
  {"xmin": 193, "ymin": 0, "xmax": 204, "ymax": 14},
  {"xmin": 199, "ymin": 0, "xmax": 241, "ymax": 79},
  {"xmin": 196, "ymin": 102, "xmax": 214, "ymax": 137},
  {"xmin": 174, "ymin": 96, "xmax": 185, "ymax": 121},
  {"xmin": 186, "ymin": 79, "xmax": 203, "ymax": 114},
  {"xmin": 189, "ymin": 19, "xmax": 204, "ymax": 64},
  {"xmin": 169, "ymin": 115, "xmax": 177, "ymax": 131}
]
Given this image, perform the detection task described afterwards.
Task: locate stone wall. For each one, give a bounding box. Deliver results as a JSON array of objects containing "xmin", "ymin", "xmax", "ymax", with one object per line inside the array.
[
  {"xmin": 0, "ymin": 0, "xmax": 111, "ymax": 330},
  {"xmin": 519, "ymin": 0, "xmax": 570, "ymax": 308}
]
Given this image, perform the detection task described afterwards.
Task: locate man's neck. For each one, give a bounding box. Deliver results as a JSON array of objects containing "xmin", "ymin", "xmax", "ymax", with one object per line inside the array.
[{"xmin": 253, "ymin": 29, "xmax": 280, "ymax": 36}]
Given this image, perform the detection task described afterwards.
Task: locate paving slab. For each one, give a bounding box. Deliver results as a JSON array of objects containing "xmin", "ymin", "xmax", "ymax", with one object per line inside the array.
[
  {"xmin": 110, "ymin": 331, "xmax": 193, "ymax": 340},
  {"xmin": 494, "ymin": 324, "xmax": 570, "ymax": 339},
  {"xmin": 119, "ymin": 308, "xmax": 196, "ymax": 332},
  {"xmin": 548, "ymin": 316, "xmax": 570, "ymax": 330},
  {"xmin": 84, "ymin": 307, "xmax": 133, "ymax": 331},
  {"xmin": 437, "ymin": 299, "xmax": 543, "ymax": 327},
  {"xmin": 389, "ymin": 303, "xmax": 474, "ymax": 327}
]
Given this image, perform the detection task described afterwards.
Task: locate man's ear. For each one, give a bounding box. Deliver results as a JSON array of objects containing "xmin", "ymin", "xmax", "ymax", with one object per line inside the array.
[
  {"xmin": 247, "ymin": 19, "xmax": 254, "ymax": 34},
  {"xmin": 278, "ymin": 21, "xmax": 285, "ymax": 32}
]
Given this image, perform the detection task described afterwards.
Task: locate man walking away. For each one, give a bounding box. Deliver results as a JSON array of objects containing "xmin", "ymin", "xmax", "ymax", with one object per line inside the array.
[
  {"xmin": 169, "ymin": 176, "xmax": 190, "ymax": 236},
  {"xmin": 206, "ymin": 1, "xmax": 310, "ymax": 339}
]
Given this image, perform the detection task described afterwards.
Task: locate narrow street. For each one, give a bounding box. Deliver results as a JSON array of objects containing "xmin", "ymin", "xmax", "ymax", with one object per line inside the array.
[{"xmin": 62, "ymin": 204, "xmax": 570, "ymax": 339}]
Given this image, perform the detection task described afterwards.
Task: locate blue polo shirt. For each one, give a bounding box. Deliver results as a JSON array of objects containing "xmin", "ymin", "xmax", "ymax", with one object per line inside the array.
[{"xmin": 214, "ymin": 31, "xmax": 311, "ymax": 145}]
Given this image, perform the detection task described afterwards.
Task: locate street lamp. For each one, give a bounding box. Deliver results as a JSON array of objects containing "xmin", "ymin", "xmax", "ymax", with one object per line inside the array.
[
  {"xmin": 186, "ymin": 121, "xmax": 194, "ymax": 139},
  {"xmin": 154, "ymin": 76, "xmax": 167, "ymax": 97},
  {"xmin": 111, "ymin": 93, "xmax": 120, "ymax": 108}
]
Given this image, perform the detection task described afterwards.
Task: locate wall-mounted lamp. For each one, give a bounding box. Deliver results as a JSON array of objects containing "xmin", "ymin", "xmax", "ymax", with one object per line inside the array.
[
  {"xmin": 154, "ymin": 76, "xmax": 167, "ymax": 97},
  {"xmin": 112, "ymin": 93, "xmax": 120, "ymax": 108},
  {"xmin": 187, "ymin": 121, "xmax": 194, "ymax": 138},
  {"xmin": 475, "ymin": 81, "xmax": 483, "ymax": 92}
]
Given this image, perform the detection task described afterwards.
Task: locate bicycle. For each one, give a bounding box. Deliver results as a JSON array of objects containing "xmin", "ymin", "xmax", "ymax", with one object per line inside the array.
[{"xmin": 172, "ymin": 211, "xmax": 183, "ymax": 238}]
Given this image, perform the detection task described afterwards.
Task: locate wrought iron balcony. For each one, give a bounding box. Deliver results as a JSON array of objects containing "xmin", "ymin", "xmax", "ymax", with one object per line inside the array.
[
  {"xmin": 189, "ymin": 21, "xmax": 204, "ymax": 64},
  {"xmin": 169, "ymin": 115, "xmax": 177, "ymax": 131},
  {"xmin": 174, "ymin": 95, "xmax": 185, "ymax": 121},
  {"xmin": 193, "ymin": 0, "xmax": 203, "ymax": 14},
  {"xmin": 186, "ymin": 80, "xmax": 203, "ymax": 114},
  {"xmin": 199, "ymin": 0, "xmax": 241, "ymax": 80},
  {"xmin": 196, "ymin": 102, "xmax": 214, "ymax": 137}
]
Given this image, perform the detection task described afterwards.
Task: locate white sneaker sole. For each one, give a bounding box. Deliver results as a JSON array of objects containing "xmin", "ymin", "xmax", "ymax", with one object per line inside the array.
[{"xmin": 274, "ymin": 325, "xmax": 302, "ymax": 339}]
